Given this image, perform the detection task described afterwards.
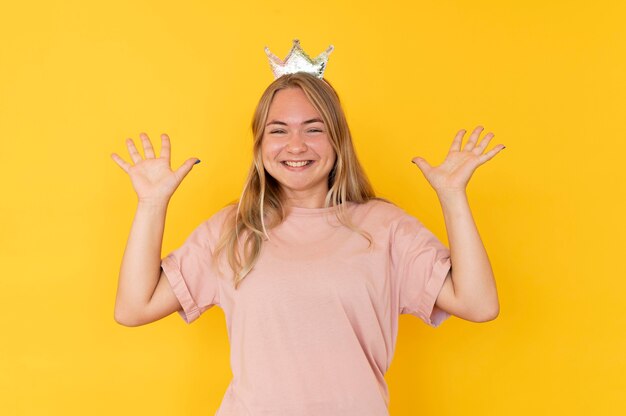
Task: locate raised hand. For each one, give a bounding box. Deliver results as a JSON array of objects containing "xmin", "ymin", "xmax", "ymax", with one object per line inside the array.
[
  {"xmin": 110, "ymin": 133, "xmax": 200, "ymax": 205},
  {"xmin": 411, "ymin": 126, "xmax": 505, "ymax": 195}
]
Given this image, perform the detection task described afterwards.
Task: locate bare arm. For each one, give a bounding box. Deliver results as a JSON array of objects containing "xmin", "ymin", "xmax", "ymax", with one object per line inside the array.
[
  {"xmin": 111, "ymin": 132, "xmax": 199, "ymax": 326},
  {"xmin": 434, "ymin": 191, "xmax": 499, "ymax": 322},
  {"xmin": 412, "ymin": 126, "xmax": 504, "ymax": 322},
  {"xmin": 114, "ymin": 202, "xmax": 181, "ymax": 326}
]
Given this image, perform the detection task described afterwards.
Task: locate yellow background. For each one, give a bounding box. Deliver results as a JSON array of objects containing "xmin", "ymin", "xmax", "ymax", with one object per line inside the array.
[{"xmin": 1, "ymin": 0, "xmax": 624, "ymax": 414}]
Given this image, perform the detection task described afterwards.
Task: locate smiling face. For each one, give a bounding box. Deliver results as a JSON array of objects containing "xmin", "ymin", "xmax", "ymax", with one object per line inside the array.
[{"xmin": 261, "ymin": 87, "xmax": 337, "ymax": 208}]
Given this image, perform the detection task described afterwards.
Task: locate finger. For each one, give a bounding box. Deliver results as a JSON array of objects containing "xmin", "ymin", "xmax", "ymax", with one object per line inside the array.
[
  {"xmin": 449, "ymin": 129, "xmax": 465, "ymax": 153},
  {"xmin": 126, "ymin": 137, "xmax": 143, "ymax": 164},
  {"xmin": 463, "ymin": 125, "xmax": 484, "ymax": 152},
  {"xmin": 141, "ymin": 132, "xmax": 156, "ymax": 159},
  {"xmin": 110, "ymin": 153, "xmax": 131, "ymax": 173},
  {"xmin": 411, "ymin": 156, "xmax": 432, "ymax": 174},
  {"xmin": 478, "ymin": 144, "xmax": 506, "ymax": 164},
  {"xmin": 473, "ymin": 132, "xmax": 495, "ymax": 155},
  {"xmin": 160, "ymin": 133, "xmax": 171, "ymax": 161},
  {"xmin": 174, "ymin": 157, "xmax": 200, "ymax": 182}
]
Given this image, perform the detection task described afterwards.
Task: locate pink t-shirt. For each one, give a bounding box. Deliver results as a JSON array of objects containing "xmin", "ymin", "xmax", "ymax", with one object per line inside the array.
[{"xmin": 160, "ymin": 199, "xmax": 452, "ymax": 416}]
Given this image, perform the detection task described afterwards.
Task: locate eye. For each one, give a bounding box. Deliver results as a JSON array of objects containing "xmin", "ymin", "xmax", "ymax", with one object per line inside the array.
[
  {"xmin": 269, "ymin": 129, "xmax": 286, "ymax": 134},
  {"xmin": 308, "ymin": 129, "xmax": 323, "ymax": 133}
]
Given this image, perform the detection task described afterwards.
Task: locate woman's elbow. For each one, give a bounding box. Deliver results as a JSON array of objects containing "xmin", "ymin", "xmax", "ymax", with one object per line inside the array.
[
  {"xmin": 474, "ymin": 304, "xmax": 500, "ymax": 322},
  {"xmin": 114, "ymin": 307, "xmax": 143, "ymax": 327}
]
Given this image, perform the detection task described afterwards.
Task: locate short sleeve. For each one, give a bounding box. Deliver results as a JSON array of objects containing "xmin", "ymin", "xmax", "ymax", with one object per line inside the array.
[
  {"xmin": 160, "ymin": 219, "xmax": 221, "ymax": 324},
  {"xmin": 393, "ymin": 215, "xmax": 452, "ymax": 328}
]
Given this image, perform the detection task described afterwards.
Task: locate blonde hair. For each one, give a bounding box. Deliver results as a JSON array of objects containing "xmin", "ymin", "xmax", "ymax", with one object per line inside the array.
[{"xmin": 215, "ymin": 72, "xmax": 376, "ymax": 289}]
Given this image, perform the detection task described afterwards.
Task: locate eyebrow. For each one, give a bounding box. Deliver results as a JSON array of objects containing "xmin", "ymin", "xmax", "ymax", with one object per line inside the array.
[{"xmin": 266, "ymin": 118, "xmax": 324, "ymax": 127}]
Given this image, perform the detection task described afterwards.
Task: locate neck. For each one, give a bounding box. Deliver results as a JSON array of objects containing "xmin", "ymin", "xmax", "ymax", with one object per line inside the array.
[{"xmin": 282, "ymin": 190, "xmax": 328, "ymax": 209}]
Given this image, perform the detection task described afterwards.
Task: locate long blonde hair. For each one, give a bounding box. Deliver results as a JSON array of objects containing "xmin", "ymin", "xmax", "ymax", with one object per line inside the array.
[{"xmin": 215, "ymin": 72, "xmax": 376, "ymax": 289}]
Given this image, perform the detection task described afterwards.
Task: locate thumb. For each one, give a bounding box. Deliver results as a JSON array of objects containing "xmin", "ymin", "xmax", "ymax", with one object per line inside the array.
[
  {"xmin": 411, "ymin": 157, "xmax": 431, "ymax": 174},
  {"xmin": 175, "ymin": 158, "xmax": 201, "ymax": 181}
]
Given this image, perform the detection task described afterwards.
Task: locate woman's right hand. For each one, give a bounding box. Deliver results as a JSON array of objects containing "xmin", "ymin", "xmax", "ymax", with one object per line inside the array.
[{"xmin": 110, "ymin": 132, "xmax": 200, "ymax": 205}]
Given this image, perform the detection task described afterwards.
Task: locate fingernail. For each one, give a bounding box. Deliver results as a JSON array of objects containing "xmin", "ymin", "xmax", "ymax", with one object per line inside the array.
[{"xmin": 194, "ymin": 159, "xmax": 201, "ymax": 165}]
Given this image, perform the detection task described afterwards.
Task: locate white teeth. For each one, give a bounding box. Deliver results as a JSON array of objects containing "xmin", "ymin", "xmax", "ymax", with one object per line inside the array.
[{"xmin": 284, "ymin": 160, "xmax": 311, "ymax": 167}]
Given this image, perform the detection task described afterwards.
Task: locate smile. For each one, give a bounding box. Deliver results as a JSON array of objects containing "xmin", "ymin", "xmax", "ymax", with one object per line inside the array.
[{"xmin": 282, "ymin": 160, "xmax": 313, "ymax": 167}]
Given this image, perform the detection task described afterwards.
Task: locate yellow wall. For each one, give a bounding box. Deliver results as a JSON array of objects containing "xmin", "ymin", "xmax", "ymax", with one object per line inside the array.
[{"xmin": 1, "ymin": 0, "xmax": 624, "ymax": 414}]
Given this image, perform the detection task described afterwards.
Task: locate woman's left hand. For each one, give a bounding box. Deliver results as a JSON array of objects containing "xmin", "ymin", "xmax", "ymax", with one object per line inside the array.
[{"xmin": 412, "ymin": 126, "xmax": 505, "ymax": 195}]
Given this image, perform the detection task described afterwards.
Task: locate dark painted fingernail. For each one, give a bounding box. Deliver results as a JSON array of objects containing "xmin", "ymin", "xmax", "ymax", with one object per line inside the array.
[{"xmin": 194, "ymin": 159, "xmax": 201, "ymax": 164}]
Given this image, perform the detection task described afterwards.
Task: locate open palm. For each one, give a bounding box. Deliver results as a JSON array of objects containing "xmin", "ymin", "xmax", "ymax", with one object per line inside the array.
[
  {"xmin": 111, "ymin": 133, "xmax": 199, "ymax": 205},
  {"xmin": 412, "ymin": 126, "xmax": 505, "ymax": 194}
]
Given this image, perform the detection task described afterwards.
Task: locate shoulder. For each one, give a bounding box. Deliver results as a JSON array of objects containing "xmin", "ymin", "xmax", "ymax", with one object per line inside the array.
[
  {"xmin": 209, "ymin": 203, "xmax": 237, "ymax": 224},
  {"xmin": 192, "ymin": 203, "xmax": 237, "ymax": 241},
  {"xmin": 348, "ymin": 198, "xmax": 421, "ymax": 233},
  {"xmin": 350, "ymin": 198, "xmax": 414, "ymax": 223}
]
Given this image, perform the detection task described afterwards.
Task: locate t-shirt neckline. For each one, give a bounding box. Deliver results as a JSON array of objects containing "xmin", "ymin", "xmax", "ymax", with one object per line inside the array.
[{"xmin": 287, "ymin": 202, "xmax": 354, "ymax": 216}]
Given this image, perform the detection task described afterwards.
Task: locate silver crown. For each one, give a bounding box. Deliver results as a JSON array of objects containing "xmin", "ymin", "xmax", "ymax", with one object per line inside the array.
[{"xmin": 264, "ymin": 39, "xmax": 334, "ymax": 80}]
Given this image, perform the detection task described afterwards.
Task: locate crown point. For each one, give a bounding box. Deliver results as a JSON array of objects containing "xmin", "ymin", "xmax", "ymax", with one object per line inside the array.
[{"xmin": 264, "ymin": 39, "xmax": 334, "ymax": 80}]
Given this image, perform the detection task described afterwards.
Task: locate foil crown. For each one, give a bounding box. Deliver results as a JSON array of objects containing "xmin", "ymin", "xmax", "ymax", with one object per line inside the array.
[{"xmin": 264, "ymin": 39, "xmax": 334, "ymax": 80}]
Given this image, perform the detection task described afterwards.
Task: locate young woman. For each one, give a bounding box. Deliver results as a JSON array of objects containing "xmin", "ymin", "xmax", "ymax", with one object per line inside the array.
[{"xmin": 111, "ymin": 71, "xmax": 503, "ymax": 415}]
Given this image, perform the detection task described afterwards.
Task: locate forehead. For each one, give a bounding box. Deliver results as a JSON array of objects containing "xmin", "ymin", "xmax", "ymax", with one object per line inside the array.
[{"xmin": 267, "ymin": 87, "xmax": 322, "ymax": 121}]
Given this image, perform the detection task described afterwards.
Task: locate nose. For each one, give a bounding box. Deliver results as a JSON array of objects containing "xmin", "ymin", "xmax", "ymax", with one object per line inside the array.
[{"xmin": 286, "ymin": 132, "xmax": 308, "ymax": 153}]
